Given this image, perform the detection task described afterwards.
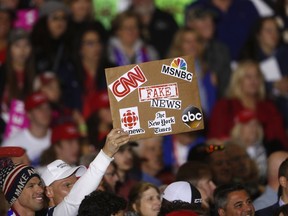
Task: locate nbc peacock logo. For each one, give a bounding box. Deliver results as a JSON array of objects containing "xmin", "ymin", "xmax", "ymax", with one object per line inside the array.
[
  {"xmin": 171, "ymin": 58, "xmax": 187, "ymax": 71},
  {"xmin": 161, "ymin": 57, "xmax": 193, "ymax": 82}
]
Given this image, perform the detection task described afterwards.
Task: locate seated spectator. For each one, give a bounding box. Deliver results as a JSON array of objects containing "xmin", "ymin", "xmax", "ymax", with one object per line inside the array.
[
  {"xmin": 2, "ymin": 92, "xmax": 51, "ymax": 167},
  {"xmin": 230, "ymin": 109, "xmax": 267, "ymax": 181},
  {"xmin": 256, "ymin": 158, "xmax": 288, "ymax": 215},
  {"xmin": 241, "ymin": 17, "xmax": 288, "ymax": 133},
  {"xmin": 188, "ymin": 143, "xmax": 232, "ymax": 186},
  {"xmin": 186, "ymin": 0, "xmax": 260, "ymax": 60},
  {"xmin": 214, "ymin": 183, "xmax": 255, "ymax": 216},
  {"xmin": 0, "ymin": 128, "xmax": 130, "ymax": 215},
  {"xmin": 208, "ymin": 60, "xmax": 288, "ymax": 149},
  {"xmin": 0, "ymin": 8, "xmax": 13, "ymax": 65},
  {"xmin": 0, "ymin": 28, "xmax": 35, "ymax": 124},
  {"xmin": 160, "ymin": 181, "xmax": 203, "ymax": 215},
  {"xmin": 129, "ymin": 0, "xmax": 178, "ymax": 58},
  {"xmin": 40, "ymin": 122, "xmax": 81, "ymax": 166},
  {"xmin": 31, "ymin": 1, "xmax": 83, "ymax": 111},
  {"xmin": 107, "ymin": 11, "xmax": 158, "ymax": 66},
  {"xmin": 185, "ymin": 5, "xmax": 231, "ymax": 98},
  {"xmin": 168, "ymin": 27, "xmax": 217, "ymax": 117},
  {"xmin": 75, "ymin": 25, "xmax": 114, "ymax": 119},
  {"xmin": 225, "ymin": 142, "xmax": 262, "ymax": 199},
  {"xmin": 135, "ymin": 137, "xmax": 165, "ymax": 186},
  {"xmin": 254, "ymin": 151, "xmax": 288, "ymax": 211},
  {"xmin": 176, "ymin": 161, "xmax": 216, "ymax": 209},
  {"xmin": 78, "ymin": 190, "xmax": 127, "ymax": 216},
  {"xmin": 126, "ymin": 182, "xmax": 161, "ymax": 216}
]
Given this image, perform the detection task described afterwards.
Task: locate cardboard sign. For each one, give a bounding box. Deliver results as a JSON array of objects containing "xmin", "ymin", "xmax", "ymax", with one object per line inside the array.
[{"xmin": 105, "ymin": 56, "xmax": 204, "ymax": 140}]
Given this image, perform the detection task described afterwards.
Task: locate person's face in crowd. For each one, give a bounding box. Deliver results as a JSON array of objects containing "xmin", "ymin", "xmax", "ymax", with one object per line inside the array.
[
  {"xmin": 47, "ymin": 10, "xmax": 67, "ymax": 39},
  {"xmin": 240, "ymin": 120, "xmax": 260, "ymax": 146},
  {"xmin": 209, "ymin": 151, "xmax": 232, "ymax": 185},
  {"xmin": 28, "ymin": 103, "xmax": 51, "ymax": 128},
  {"xmin": 140, "ymin": 138, "xmax": 163, "ymax": 175},
  {"xmin": 0, "ymin": 11, "xmax": 11, "ymax": 39},
  {"xmin": 81, "ymin": 30, "xmax": 102, "ymax": 61},
  {"xmin": 103, "ymin": 163, "xmax": 119, "ymax": 192},
  {"xmin": 117, "ymin": 17, "xmax": 139, "ymax": 47},
  {"xmin": 181, "ymin": 31, "xmax": 201, "ymax": 57},
  {"xmin": 55, "ymin": 139, "xmax": 80, "ymax": 165},
  {"xmin": 70, "ymin": 0, "xmax": 91, "ymax": 22},
  {"xmin": 241, "ymin": 65, "xmax": 261, "ymax": 97},
  {"xmin": 258, "ymin": 19, "xmax": 279, "ymax": 51},
  {"xmin": 226, "ymin": 145, "xmax": 251, "ymax": 180},
  {"xmin": 10, "ymin": 38, "xmax": 31, "ymax": 64},
  {"xmin": 41, "ymin": 79, "xmax": 61, "ymax": 103},
  {"xmin": 188, "ymin": 15, "xmax": 214, "ymax": 41},
  {"xmin": 98, "ymin": 108, "xmax": 112, "ymax": 125},
  {"xmin": 47, "ymin": 174, "xmax": 77, "ymax": 205},
  {"xmin": 133, "ymin": 187, "xmax": 161, "ymax": 216},
  {"xmin": 114, "ymin": 146, "xmax": 134, "ymax": 172},
  {"xmin": 218, "ymin": 190, "xmax": 255, "ymax": 216},
  {"xmin": 14, "ymin": 177, "xmax": 44, "ymax": 212},
  {"xmin": 197, "ymin": 176, "xmax": 216, "ymax": 202}
]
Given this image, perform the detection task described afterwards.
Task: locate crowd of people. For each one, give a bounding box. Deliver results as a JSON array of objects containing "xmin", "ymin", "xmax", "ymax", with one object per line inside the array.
[{"xmin": 1, "ymin": 0, "xmax": 288, "ymax": 215}]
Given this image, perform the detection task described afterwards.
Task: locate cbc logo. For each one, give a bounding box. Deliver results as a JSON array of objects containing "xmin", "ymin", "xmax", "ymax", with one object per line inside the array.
[{"xmin": 182, "ymin": 105, "xmax": 202, "ymax": 128}]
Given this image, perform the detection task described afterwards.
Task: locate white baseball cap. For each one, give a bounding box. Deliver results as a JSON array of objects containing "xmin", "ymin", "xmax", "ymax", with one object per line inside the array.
[
  {"xmin": 41, "ymin": 160, "xmax": 87, "ymax": 186},
  {"xmin": 162, "ymin": 181, "xmax": 202, "ymax": 206}
]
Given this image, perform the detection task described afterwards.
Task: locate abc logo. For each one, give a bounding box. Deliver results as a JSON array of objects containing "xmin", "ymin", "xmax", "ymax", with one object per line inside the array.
[{"xmin": 182, "ymin": 105, "xmax": 202, "ymax": 128}]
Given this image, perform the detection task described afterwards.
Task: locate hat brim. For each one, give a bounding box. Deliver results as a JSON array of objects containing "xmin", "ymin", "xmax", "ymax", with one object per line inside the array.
[{"xmin": 57, "ymin": 165, "xmax": 87, "ymax": 180}]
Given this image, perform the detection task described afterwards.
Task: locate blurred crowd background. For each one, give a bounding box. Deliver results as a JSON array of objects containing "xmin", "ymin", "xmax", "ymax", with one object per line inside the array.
[{"xmin": 0, "ymin": 0, "xmax": 288, "ymax": 215}]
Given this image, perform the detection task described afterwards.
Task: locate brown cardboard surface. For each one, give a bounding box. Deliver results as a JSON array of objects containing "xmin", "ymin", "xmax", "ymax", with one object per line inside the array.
[{"xmin": 105, "ymin": 55, "xmax": 204, "ymax": 141}]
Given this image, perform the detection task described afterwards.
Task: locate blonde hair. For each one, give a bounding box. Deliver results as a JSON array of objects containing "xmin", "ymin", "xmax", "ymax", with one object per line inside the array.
[{"xmin": 226, "ymin": 60, "xmax": 265, "ymax": 100}]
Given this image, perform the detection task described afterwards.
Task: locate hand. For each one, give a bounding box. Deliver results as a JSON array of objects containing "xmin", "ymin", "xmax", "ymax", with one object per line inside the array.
[{"xmin": 102, "ymin": 128, "xmax": 130, "ymax": 157}]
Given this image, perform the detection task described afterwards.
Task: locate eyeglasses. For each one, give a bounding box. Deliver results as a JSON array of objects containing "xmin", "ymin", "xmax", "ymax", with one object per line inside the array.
[{"xmin": 206, "ymin": 144, "xmax": 225, "ymax": 153}]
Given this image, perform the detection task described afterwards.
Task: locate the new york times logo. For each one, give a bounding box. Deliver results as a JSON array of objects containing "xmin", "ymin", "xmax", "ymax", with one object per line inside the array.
[{"xmin": 182, "ymin": 105, "xmax": 202, "ymax": 128}]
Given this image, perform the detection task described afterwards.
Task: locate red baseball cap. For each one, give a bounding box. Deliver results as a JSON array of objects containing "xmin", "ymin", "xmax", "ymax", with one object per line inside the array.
[
  {"xmin": 25, "ymin": 92, "xmax": 49, "ymax": 111},
  {"xmin": 166, "ymin": 210, "xmax": 199, "ymax": 216},
  {"xmin": 0, "ymin": 147, "xmax": 25, "ymax": 158},
  {"xmin": 234, "ymin": 109, "xmax": 257, "ymax": 124},
  {"xmin": 51, "ymin": 122, "xmax": 81, "ymax": 144}
]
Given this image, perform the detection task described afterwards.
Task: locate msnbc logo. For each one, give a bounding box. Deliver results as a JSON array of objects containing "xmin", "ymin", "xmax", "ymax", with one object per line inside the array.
[
  {"xmin": 161, "ymin": 57, "xmax": 193, "ymax": 82},
  {"xmin": 171, "ymin": 58, "xmax": 187, "ymax": 71}
]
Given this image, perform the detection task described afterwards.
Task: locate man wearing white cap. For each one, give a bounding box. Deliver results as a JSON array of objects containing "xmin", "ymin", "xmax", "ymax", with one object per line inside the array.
[{"xmin": 40, "ymin": 128, "xmax": 130, "ymax": 215}]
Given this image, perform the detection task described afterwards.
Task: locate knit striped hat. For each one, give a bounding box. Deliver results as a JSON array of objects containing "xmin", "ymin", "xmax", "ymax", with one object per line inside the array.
[{"xmin": 0, "ymin": 162, "xmax": 41, "ymax": 205}]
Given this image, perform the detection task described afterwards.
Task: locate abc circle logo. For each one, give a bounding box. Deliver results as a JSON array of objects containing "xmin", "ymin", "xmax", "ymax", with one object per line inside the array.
[
  {"xmin": 182, "ymin": 105, "xmax": 202, "ymax": 128},
  {"xmin": 121, "ymin": 110, "xmax": 139, "ymax": 129}
]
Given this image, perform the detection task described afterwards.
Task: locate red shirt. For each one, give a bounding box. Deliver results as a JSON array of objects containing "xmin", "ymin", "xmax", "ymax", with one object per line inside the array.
[{"xmin": 208, "ymin": 98, "xmax": 288, "ymax": 149}]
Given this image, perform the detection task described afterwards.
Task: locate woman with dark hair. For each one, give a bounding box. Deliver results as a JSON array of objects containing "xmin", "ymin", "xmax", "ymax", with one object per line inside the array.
[
  {"xmin": 0, "ymin": 28, "xmax": 35, "ymax": 116},
  {"xmin": 30, "ymin": 1, "xmax": 84, "ymax": 111},
  {"xmin": 75, "ymin": 25, "xmax": 114, "ymax": 119}
]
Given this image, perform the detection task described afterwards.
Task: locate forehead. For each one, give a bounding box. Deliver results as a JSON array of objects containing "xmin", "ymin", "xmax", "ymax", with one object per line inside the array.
[
  {"xmin": 141, "ymin": 187, "xmax": 158, "ymax": 197},
  {"xmin": 227, "ymin": 190, "xmax": 249, "ymax": 204},
  {"xmin": 26, "ymin": 176, "xmax": 41, "ymax": 184}
]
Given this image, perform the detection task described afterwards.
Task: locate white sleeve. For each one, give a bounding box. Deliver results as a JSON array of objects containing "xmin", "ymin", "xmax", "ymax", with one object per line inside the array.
[{"xmin": 52, "ymin": 150, "xmax": 113, "ymax": 216}]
